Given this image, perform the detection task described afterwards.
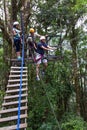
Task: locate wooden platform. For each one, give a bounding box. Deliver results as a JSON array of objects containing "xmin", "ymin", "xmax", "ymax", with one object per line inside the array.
[
  {"xmin": 0, "ymin": 66, "xmax": 28, "ymax": 130},
  {"xmin": 6, "ymin": 55, "xmax": 63, "ymax": 65}
]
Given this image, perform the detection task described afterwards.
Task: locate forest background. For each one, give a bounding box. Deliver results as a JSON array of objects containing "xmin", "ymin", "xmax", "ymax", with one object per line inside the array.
[{"xmin": 0, "ymin": 0, "xmax": 87, "ymax": 130}]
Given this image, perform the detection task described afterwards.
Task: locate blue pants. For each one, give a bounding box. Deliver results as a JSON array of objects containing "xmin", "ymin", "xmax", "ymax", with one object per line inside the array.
[{"xmin": 14, "ymin": 38, "xmax": 21, "ymax": 52}]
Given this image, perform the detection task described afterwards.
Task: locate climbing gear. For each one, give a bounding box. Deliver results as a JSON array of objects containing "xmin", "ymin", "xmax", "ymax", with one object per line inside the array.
[
  {"xmin": 13, "ymin": 21, "xmax": 19, "ymax": 26},
  {"xmin": 33, "ymin": 53, "xmax": 47, "ymax": 64},
  {"xmin": 30, "ymin": 28, "xmax": 35, "ymax": 33},
  {"xmin": 35, "ymin": 54, "xmax": 43, "ymax": 63},
  {"xmin": 40, "ymin": 36, "xmax": 46, "ymax": 40}
]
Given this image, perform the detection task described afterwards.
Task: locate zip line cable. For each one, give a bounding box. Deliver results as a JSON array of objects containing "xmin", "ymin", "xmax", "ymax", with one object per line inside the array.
[{"xmin": 16, "ymin": 11, "xmax": 25, "ymax": 130}]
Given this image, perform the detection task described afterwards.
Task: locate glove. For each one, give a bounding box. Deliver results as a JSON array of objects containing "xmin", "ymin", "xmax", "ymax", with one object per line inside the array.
[{"xmin": 50, "ymin": 50, "xmax": 54, "ymax": 52}]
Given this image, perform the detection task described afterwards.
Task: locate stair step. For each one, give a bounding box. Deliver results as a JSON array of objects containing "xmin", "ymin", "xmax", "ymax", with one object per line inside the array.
[
  {"xmin": 0, "ymin": 106, "xmax": 27, "ymax": 114},
  {"xmin": 9, "ymin": 74, "xmax": 27, "ymax": 78},
  {"xmin": 4, "ymin": 93, "xmax": 28, "ymax": 100},
  {"xmin": 10, "ymin": 70, "xmax": 27, "ymax": 73},
  {"xmin": 0, "ymin": 114, "xmax": 27, "ymax": 122},
  {"xmin": 8, "ymin": 79, "xmax": 28, "ymax": 82},
  {"xmin": 0, "ymin": 123, "xmax": 27, "ymax": 130},
  {"xmin": 7, "ymin": 83, "xmax": 27, "ymax": 88},
  {"xmin": 11, "ymin": 66, "xmax": 27, "ymax": 69},
  {"xmin": 6, "ymin": 88, "xmax": 28, "ymax": 94},
  {"xmin": 2, "ymin": 99, "xmax": 27, "ymax": 107},
  {"xmin": 0, "ymin": 66, "xmax": 28, "ymax": 129}
]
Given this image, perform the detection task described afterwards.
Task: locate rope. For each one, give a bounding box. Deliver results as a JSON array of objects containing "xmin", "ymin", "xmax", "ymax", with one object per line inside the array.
[
  {"xmin": 16, "ymin": 11, "xmax": 25, "ymax": 130},
  {"xmin": 40, "ymin": 76, "xmax": 62, "ymax": 130}
]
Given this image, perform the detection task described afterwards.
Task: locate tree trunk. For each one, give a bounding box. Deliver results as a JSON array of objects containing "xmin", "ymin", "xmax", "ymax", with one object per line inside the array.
[
  {"xmin": 70, "ymin": 28, "xmax": 81, "ymax": 116},
  {"xmin": 11, "ymin": 0, "xmax": 17, "ymax": 21}
]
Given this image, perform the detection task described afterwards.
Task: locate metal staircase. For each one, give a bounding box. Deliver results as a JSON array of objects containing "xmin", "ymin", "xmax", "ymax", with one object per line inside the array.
[{"xmin": 0, "ymin": 66, "xmax": 28, "ymax": 130}]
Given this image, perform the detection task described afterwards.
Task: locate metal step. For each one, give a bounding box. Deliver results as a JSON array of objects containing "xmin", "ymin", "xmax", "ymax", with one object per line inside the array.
[
  {"xmin": 6, "ymin": 88, "xmax": 28, "ymax": 94},
  {"xmin": 0, "ymin": 114, "xmax": 27, "ymax": 122},
  {"xmin": 4, "ymin": 93, "xmax": 28, "ymax": 100},
  {"xmin": 2, "ymin": 99, "xmax": 27, "ymax": 107},
  {"xmin": 0, "ymin": 106, "xmax": 27, "ymax": 114}
]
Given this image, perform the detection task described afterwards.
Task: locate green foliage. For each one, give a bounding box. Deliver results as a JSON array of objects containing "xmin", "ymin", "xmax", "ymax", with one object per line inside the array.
[
  {"xmin": 61, "ymin": 113, "xmax": 87, "ymax": 130},
  {"xmin": 1, "ymin": 0, "xmax": 87, "ymax": 129},
  {"xmin": 0, "ymin": 48, "xmax": 6, "ymax": 108},
  {"xmin": 0, "ymin": 90, "xmax": 5, "ymax": 109},
  {"xmin": 39, "ymin": 122, "xmax": 58, "ymax": 130},
  {"xmin": 0, "ymin": 48, "xmax": 3, "ymax": 63},
  {"xmin": 27, "ymin": 49, "xmax": 74, "ymax": 129}
]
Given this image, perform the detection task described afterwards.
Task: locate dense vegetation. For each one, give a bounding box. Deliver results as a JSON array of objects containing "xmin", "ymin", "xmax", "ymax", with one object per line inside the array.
[{"xmin": 0, "ymin": 0, "xmax": 87, "ymax": 129}]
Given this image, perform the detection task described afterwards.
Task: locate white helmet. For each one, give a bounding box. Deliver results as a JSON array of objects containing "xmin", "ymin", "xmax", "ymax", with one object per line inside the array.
[
  {"xmin": 13, "ymin": 21, "xmax": 19, "ymax": 26},
  {"xmin": 40, "ymin": 36, "xmax": 46, "ymax": 40}
]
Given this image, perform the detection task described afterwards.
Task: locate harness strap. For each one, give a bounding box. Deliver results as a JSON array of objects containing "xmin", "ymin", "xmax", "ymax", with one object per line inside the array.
[{"xmin": 34, "ymin": 54, "xmax": 43, "ymax": 63}]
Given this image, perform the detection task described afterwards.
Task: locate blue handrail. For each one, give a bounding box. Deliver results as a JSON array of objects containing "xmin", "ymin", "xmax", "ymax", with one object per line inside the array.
[{"xmin": 16, "ymin": 11, "xmax": 25, "ymax": 130}]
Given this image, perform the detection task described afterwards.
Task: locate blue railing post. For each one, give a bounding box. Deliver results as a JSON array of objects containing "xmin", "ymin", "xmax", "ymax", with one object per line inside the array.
[{"xmin": 16, "ymin": 11, "xmax": 25, "ymax": 130}]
